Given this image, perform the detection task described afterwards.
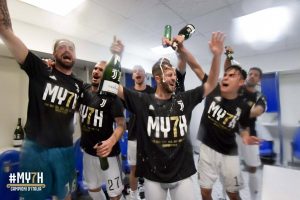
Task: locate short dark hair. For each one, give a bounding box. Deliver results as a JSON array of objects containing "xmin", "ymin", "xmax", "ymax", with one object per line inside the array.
[
  {"xmin": 249, "ymin": 67, "xmax": 263, "ymax": 78},
  {"xmin": 152, "ymin": 58, "xmax": 173, "ymax": 77},
  {"xmin": 53, "ymin": 39, "xmax": 75, "ymax": 52},
  {"xmin": 226, "ymin": 64, "xmax": 247, "ymax": 80}
]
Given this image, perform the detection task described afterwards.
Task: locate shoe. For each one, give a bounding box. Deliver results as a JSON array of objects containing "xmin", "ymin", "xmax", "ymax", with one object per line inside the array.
[{"xmin": 137, "ymin": 181, "xmax": 145, "ymax": 200}]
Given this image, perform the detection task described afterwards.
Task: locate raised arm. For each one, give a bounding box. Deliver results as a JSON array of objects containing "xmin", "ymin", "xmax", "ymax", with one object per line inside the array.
[
  {"xmin": 202, "ymin": 32, "xmax": 225, "ymax": 97},
  {"xmin": 162, "ymin": 35, "xmax": 187, "ymax": 75},
  {"xmin": 163, "ymin": 35, "xmax": 207, "ymax": 82},
  {"xmin": 110, "ymin": 36, "xmax": 125, "ymax": 100},
  {"xmin": 176, "ymin": 41, "xmax": 207, "ymax": 81},
  {"xmin": 0, "ymin": 0, "xmax": 28, "ymax": 64}
]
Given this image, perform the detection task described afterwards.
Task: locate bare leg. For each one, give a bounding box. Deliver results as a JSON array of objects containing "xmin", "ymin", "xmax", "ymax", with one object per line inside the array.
[
  {"xmin": 200, "ymin": 187, "xmax": 213, "ymax": 200},
  {"xmin": 226, "ymin": 191, "xmax": 241, "ymax": 200}
]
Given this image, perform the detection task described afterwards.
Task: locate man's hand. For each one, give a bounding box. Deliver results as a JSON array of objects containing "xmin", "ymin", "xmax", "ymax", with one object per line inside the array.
[
  {"xmin": 242, "ymin": 135, "xmax": 261, "ymax": 145},
  {"xmin": 0, "ymin": 0, "xmax": 12, "ymax": 30},
  {"xmin": 225, "ymin": 46, "xmax": 234, "ymax": 54},
  {"xmin": 162, "ymin": 35, "xmax": 185, "ymax": 51},
  {"xmin": 41, "ymin": 58, "xmax": 55, "ymax": 68},
  {"xmin": 110, "ymin": 36, "xmax": 124, "ymax": 56},
  {"xmin": 209, "ymin": 32, "xmax": 225, "ymax": 56},
  {"xmin": 93, "ymin": 137, "xmax": 115, "ymax": 158}
]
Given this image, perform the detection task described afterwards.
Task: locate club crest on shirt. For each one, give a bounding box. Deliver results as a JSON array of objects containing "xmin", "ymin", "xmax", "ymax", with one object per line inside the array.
[
  {"xmin": 100, "ymin": 99, "xmax": 107, "ymax": 107},
  {"xmin": 75, "ymin": 83, "xmax": 80, "ymax": 93},
  {"xmin": 177, "ymin": 100, "xmax": 184, "ymax": 111}
]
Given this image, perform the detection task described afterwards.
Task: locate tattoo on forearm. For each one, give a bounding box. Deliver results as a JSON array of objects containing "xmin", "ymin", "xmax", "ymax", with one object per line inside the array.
[{"xmin": 0, "ymin": 0, "xmax": 12, "ymax": 29}]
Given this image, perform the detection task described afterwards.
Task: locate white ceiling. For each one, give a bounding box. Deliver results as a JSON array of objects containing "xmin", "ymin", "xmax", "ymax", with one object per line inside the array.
[{"xmin": 2, "ymin": 0, "xmax": 300, "ymax": 72}]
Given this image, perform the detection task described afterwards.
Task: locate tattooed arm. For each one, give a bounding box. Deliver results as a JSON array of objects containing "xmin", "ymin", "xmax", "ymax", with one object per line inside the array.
[{"xmin": 0, "ymin": 0, "xmax": 28, "ymax": 64}]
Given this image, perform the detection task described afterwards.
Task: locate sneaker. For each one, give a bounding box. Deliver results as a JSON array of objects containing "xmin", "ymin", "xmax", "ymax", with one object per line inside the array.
[
  {"xmin": 138, "ymin": 183, "xmax": 145, "ymax": 200},
  {"xmin": 138, "ymin": 186, "xmax": 145, "ymax": 200}
]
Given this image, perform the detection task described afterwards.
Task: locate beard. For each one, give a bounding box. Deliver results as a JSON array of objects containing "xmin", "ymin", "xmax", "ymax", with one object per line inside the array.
[
  {"xmin": 91, "ymin": 82, "xmax": 99, "ymax": 87},
  {"xmin": 55, "ymin": 57, "xmax": 74, "ymax": 70},
  {"xmin": 246, "ymin": 79, "xmax": 256, "ymax": 87},
  {"xmin": 161, "ymin": 81, "xmax": 173, "ymax": 94}
]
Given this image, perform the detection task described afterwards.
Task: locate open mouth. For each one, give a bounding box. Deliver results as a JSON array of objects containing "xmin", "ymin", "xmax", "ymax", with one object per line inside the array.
[
  {"xmin": 222, "ymin": 82, "xmax": 229, "ymax": 87},
  {"xmin": 92, "ymin": 75, "xmax": 100, "ymax": 82},
  {"xmin": 169, "ymin": 82, "xmax": 175, "ymax": 87},
  {"xmin": 62, "ymin": 54, "xmax": 72, "ymax": 62}
]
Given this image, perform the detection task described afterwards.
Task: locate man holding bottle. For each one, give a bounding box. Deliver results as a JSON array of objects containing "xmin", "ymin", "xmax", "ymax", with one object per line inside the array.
[
  {"xmin": 113, "ymin": 32, "xmax": 224, "ymax": 200},
  {"xmin": 127, "ymin": 33, "xmax": 202, "ymax": 200},
  {"xmin": 78, "ymin": 60, "xmax": 126, "ymax": 200},
  {"xmin": 0, "ymin": 1, "xmax": 83, "ymax": 199}
]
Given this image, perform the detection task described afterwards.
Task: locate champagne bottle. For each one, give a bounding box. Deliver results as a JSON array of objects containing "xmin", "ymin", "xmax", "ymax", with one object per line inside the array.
[
  {"xmin": 163, "ymin": 25, "xmax": 172, "ymax": 47},
  {"xmin": 172, "ymin": 24, "xmax": 196, "ymax": 50},
  {"xmin": 225, "ymin": 46, "xmax": 234, "ymax": 60},
  {"xmin": 13, "ymin": 118, "xmax": 24, "ymax": 147},
  {"xmin": 99, "ymin": 157, "xmax": 109, "ymax": 170},
  {"xmin": 224, "ymin": 46, "xmax": 240, "ymax": 65},
  {"xmin": 97, "ymin": 142, "xmax": 109, "ymax": 170},
  {"xmin": 98, "ymin": 54, "xmax": 122, "ymax": 95}
]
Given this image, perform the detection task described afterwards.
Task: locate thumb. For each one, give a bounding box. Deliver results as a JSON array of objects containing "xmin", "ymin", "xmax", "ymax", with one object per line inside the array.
[{"xmin": 93, "ymin": 143, "xmax": 99, "ymax": 149}]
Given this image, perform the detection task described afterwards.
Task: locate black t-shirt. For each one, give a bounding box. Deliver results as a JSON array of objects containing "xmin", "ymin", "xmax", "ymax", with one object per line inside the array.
[
  {"xmin": 124, "ymin": 86, "xmax": 204, "ymax": 183},
  {"xmin": 79, "ymin": 84, "xmax": 124, "ymax": 157},
  {"xmin": 20, "ymin": 51, "xmax": 83, "ymax": 147},
  {"xmin": 198, "ymin": 85, "xmax": 251, "ymax": 155},
  {"xmin": 239, "ymin": 86, "xmax": 267, "ymax": 136},
  {"xmin": 127, "ymin": 85, "xmax": 155, "ymax": 140}
]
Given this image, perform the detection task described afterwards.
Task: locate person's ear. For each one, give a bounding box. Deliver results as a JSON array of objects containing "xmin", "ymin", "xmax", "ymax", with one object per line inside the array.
[
  {"xmin": 155, "ymin": 75, "xmax": 161, "ymax": 84},
  {"xmin": 239, "ymin": 79, "xmax": 245, "ymax": 86}
]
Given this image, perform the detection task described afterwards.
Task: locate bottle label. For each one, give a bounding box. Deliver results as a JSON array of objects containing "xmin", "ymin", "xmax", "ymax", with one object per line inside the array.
[
  {"xmin": 102, "ymin": 80, "xmax": 119, "ymax": 95},
  {"xmin": 13, "ymin": 139, "xmax": 23, "ymax": 147}
]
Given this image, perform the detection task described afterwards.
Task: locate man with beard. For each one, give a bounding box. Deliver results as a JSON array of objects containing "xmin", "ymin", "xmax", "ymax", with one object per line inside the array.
[
  {"xmin": 79, "ymin": 61, "xmax": 126, "ymax": 200},
  {"xmin": 238, "ymin": 67, "xmax": 266, "ymax": 199},
  {"xmin": 127, "ymin": 40, "xmax": 206, "ymax": 200},
  {"xmin": 0, "ymin": 1, "xmax": 83, "ymax": 199},
  {"xmin": 114, "ymin": 32, "xmax": 224, "ymax": 200}
]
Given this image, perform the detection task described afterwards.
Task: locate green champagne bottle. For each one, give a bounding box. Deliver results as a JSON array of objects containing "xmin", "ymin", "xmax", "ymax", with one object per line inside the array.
[
  {"xmin": 13, "ymin": 118, "xmax": 24, "ymax": 147},
  {"xmin": 163, "ymin": 25, "xmax": 172, "ymax": 47},
  {"xmin": 98, "ymin": 54, "xmax": 122, "ymax": 95},
  {"xmin": 97, "ymin": 142, "xmax": 109, "ymax": 170},
  {"xmin": 172, "ymin": 24, "xmax": 196, "ymax": 50},
  {"xmin": 99, "ymin": 157, "xmax": 109, "ymax": 170}
]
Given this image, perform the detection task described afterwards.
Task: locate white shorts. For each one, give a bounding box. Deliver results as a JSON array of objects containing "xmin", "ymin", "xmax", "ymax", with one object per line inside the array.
[
  {"xmin": 236, "ymin": 135, "xmax": 261, "ymax": 167},
  {"xmin": 198, "ymin": 144, "xmax": 244, "ymax": 193},
  {"xmin": 127, "ymin": 140, "xmax": 137, "ymax": 166},
  {"xmin": 83, "ymin": 151, "xmax": 124, "ymax": 198},
  {"xmin": 144, "ymin": 177, "xmax": 196, "ymax": 200}
]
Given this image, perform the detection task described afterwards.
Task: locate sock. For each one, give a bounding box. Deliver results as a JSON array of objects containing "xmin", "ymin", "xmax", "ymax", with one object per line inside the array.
[
  {"xmin": 221, "ymin": 186, "xmax": 227, "ymax": 199},
  {"xmin": 249, "ymin": 172, "xmax": 259, "ymax": 196},
  {"xmin": 130, "ymin": 189, "xmax": 138, "ymax": 200},
  {"xmin": 88, "ymin": 190, "xmax": 106, "ymax": 200}
]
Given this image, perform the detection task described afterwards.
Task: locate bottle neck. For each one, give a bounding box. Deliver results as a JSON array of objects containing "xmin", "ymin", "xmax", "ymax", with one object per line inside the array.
[{"xmin": 17, "ymin": 118, "xmax": 22, "ymax": 126}]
